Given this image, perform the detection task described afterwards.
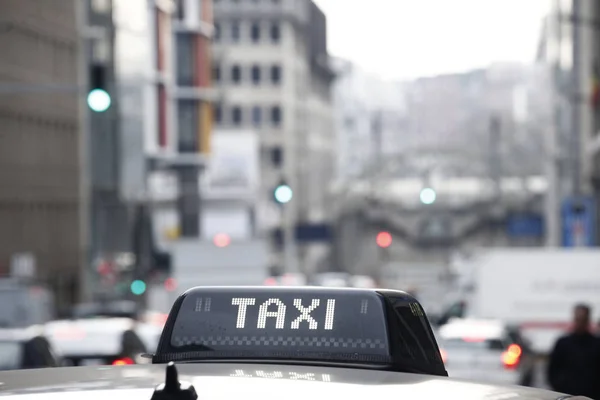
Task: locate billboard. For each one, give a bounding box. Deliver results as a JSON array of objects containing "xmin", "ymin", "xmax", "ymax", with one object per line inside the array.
[{"xmin": 201, "ymin": 130, "xmax": 260, "ymax": 200}]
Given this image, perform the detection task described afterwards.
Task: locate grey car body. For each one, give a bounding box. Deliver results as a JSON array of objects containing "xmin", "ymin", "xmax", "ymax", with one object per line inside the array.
[{"xmin": 0, "ymin": 363, "xmax": 587, "ymax": 399}]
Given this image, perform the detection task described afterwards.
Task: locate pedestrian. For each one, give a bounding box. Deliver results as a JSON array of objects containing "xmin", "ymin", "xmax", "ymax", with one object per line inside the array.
[{"xmin": 547, "ymin": 303, "xmax": 600, "ymax": 398}]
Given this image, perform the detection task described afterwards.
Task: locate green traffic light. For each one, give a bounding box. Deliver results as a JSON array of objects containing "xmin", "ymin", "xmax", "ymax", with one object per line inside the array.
[
  {"xmin": 130, "ymin": 280, "xmax": 146, "ymax": 296},
  {"xmin": 274, "ymin": 184, "xmax": 293, "ymax": 204},
  {"xmin": 87, "ymin": 88, "xmax": 111, "ymax": 112},
  {"xmin": 420, "ymin": 187, "xmax": 436, "ymax": 205}
]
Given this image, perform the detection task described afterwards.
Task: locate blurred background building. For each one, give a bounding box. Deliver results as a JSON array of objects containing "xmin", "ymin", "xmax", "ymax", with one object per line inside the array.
[
  {"xmin": 0, "ymin": 0, "xmax": 81, "ymax": 310},
  {"xmin": 211, "ymin": 0, "xmax": 335, "ymax": 276},
  {"xmin": 2, "ymin": 0, "xmax": 600, "ymax": 343}
]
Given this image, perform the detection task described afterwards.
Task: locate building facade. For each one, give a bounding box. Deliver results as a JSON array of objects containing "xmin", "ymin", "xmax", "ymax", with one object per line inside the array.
[
  {"xmin": 211, "ymin": 0, "xmax": 335, "ymax": 274},
  {"xmin": 401, "ymin": 63, "xmax": 548, "ymax": 178},
  {"xmin": 0, "ymin": 0, "xmax": 81, "ymax": 308},
  {"xmin": 538, "ymin": 0, "xmax": 600, "ymax": 245},
  {"xmin": 331, "ymin": 58, "xmax": 407, "ymax": 182},
  {"xmin": 170, "ymin": 0, "xmax": 215, "ymax": 238}
]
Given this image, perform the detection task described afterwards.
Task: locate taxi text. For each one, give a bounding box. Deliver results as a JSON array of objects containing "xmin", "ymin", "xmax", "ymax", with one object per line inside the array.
[{"xmin": 232, "ymin": 298, "xmax": 336, "ymax": 330}]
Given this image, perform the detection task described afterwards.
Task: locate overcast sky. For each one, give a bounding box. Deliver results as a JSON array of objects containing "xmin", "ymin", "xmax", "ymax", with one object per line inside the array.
[{"xmin": 312, "ymin": 0, "xmax": 550, "ymax": 81}]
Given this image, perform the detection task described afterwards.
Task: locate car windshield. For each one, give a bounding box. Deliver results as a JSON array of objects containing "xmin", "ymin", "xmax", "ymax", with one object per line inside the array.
[
  {"xmin": 441, "ymin": 337, "xmax": 506, "ymax": 352},
  {"xmin": 0, "ymin": 341, "xmax": 22, "ymax": 370}
]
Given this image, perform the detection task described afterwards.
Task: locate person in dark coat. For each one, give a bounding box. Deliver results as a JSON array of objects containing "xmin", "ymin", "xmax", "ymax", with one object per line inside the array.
[{"xmin": 547, "ymin": 303, "xmax": 600, "ymax": 398}]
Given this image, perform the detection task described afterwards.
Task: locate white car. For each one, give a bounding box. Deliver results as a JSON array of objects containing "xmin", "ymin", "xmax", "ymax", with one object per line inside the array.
[
  {"xmin": 44, "ymin": 301, "xmax": 149, "ymax": 366},
  {"xmin": 437, "ymin": 319, "xmax": 536, "ymax": 386}
]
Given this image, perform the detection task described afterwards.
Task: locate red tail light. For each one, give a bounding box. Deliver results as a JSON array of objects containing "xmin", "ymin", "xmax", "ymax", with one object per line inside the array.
[
  {"xmin": 112, "ymin": 357, "xmax": 134, "ymax": 366},
  {"xmin": 502, "ymin": 344, "xmax": 522, "ymax": 369},
  {"xmin": 440, "ymin": 349, "xmax": 448, "ymax": 364}
]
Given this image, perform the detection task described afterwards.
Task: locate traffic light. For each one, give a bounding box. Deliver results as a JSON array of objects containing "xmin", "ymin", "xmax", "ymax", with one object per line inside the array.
[
  {"xmin": 213, "ymin": 233, "xmax": 231, "ymax": 248},
  {"xmin": 88, "ymin": 64, "xmax": 111, "ymax": 112},
  {"xmin": 273, "ymin": 181, "xmax": 293, "ymax": 204},
  {"xmin": 376, "ymin": 231, "xmax": 392, "ymax": 248},
  {"xmin": 164, "ymin": 277, "xmax": 178, "ymax": 292},
  {"xmin": 130, "ymin": 279, "xmax": 146, "ymax": 296},
  {"xmin": 419, "ymin": 187, "xmax": 436, "ymax": 205}
]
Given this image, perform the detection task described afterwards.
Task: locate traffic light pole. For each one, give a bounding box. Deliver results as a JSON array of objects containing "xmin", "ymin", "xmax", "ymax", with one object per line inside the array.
[{"xmin": 282, "ymin": 203, "xmax": 298, "ymax": 274}]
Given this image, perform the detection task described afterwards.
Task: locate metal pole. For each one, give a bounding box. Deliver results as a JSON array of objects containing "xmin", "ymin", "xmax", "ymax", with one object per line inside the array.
[
  {"xmin": 283, "ymin": 202, "xmax": 298, "ymax": 274},
  {"xmin": 76, "ymin": 0, "xmax": 93, "ymax": 302},
  {"xmin": 545, "ymin": 0, "xmax": 563, "ymax": 247},
  {"xmin": 489, "ymin": 115, "xmax": 502, "ymax": 199},
  {"xmin": 572, "ymin": 0, "xmax": 583, "ymax": 195}
]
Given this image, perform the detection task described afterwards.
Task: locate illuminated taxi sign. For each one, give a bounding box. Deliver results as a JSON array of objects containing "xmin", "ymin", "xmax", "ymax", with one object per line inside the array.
[
  {"xmin": 231, "ymin": 297, "xmax": 336, "ymax": 330},
  {"xmin": 154, "ymin": 287, "xmax": 447, "ymax": 377}
]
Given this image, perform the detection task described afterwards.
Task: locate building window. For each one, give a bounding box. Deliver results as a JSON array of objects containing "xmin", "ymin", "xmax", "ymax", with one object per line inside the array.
[
  {"xmin": 216, "ymin": 104, "xmax": 223, "ymax": 124},
  {"xmin": 270, "ymin": 65, "xmax": 281, "ymax": 84},
  {"xmin": 270, "ymin": 23, "xmax": 280, "ymax": 42},
  {"xmin": 271, "ymin": 106, "xmax": 281, "ymax": 125},
  {"xmin": 231, "ymin": 20, "xmax": 240, "ymax": 42},
  {"xmin": 158, "ymin": 84, "xmax": 168, "ymax": 147},
  {"xmin": 252, "ymin": 106, "xmax": 262, "ymax": 125},
  {"xmin": 250, "ymin": 22, "xmax": 261, "ymax": 42},
  {"xmin": 251, "ymin": 65, "xmax": 261, "ymax": 84},
  {"xmin": 232, "ymin": 106, "xmax": 243, "ymax": 125},
  {"xmin": 231, "ymin": 65, "xmax": 241, "ymax": 84},
  {"xmin": 174, "ymin": 0, "xmax": 185, "ymax": 20},
  {"xmin": 271, "ymin": 147, "xmax": 283, "ymax": 167},
  {"xmin": 214, "ymin": 22, "xmax": 221, "ymax": 42},
  {"xmin": 213, "ymin": 64, "xmax": 221, "ymax": 83},
  {"xmin": 178, "ymin": 100, "xmax": 198, "ymax": 152},
  {"xmin": 175, "ymin": 33, "xmax": 195, "ymax": 86}
]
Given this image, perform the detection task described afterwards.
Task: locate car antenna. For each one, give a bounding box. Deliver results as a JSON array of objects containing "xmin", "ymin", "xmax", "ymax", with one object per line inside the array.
[{"xmin": 151, "ymin": 362, "xmax": 197, "ymax": 400}]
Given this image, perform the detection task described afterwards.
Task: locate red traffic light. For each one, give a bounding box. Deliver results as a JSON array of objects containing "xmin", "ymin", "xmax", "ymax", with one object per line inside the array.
[
  {"xmin": 213, "ymin": 233, "xmax": 231, "ymax": 248},
  {"xmin": 164, "ymin": 278, "xmax": 177, "ymax": 292},
  {"xmin": 376, "ymin": 231, "xmax": 392, "ymax": 248}
]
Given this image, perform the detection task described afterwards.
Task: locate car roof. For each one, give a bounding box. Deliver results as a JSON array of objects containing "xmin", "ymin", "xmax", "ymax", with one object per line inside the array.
[{"xmin": 0, "ymin": 363, "xmax": 570, "ymax": 400}]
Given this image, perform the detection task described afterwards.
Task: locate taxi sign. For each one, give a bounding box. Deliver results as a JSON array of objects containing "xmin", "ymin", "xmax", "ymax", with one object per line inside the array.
[{"xmin": 153, "ymin": 287, "xmax": 447, "ymax": 377}]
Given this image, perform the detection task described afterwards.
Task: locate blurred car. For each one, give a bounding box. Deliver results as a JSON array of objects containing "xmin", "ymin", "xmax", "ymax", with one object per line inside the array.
[
  {"xmin": 349, "ymin": 275, "xmax": 376, "ymax": 288},
  {"xmin": 312, "ymin": 272, "xmax": 350, "ymax": 287},
  {"xmin": 0, "ymin": 326, "xmax": 60, "ymax": 370},
  {"xmin": 437, "ymin": 318, "xmax": 535, "ymax": 387},
  {"xmin": 263, "ymin": 273, "xmax": 307, "ymax": 286},
  {"xmin": 73, "ymin": 300, "xmax": 165, "ymax": 352},
  {"xmin": 45, "ymin": 301, "xmax": 148, "ymax": 366},
  {"xmin": 136, "ymin": 311, "xmax": 167, "ymax": 353}
]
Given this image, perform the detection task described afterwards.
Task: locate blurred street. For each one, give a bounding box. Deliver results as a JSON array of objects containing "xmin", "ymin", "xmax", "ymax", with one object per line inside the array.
[{"xmin": 1, "ymin": 0, "xmax": 600, "ymax": 395}]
